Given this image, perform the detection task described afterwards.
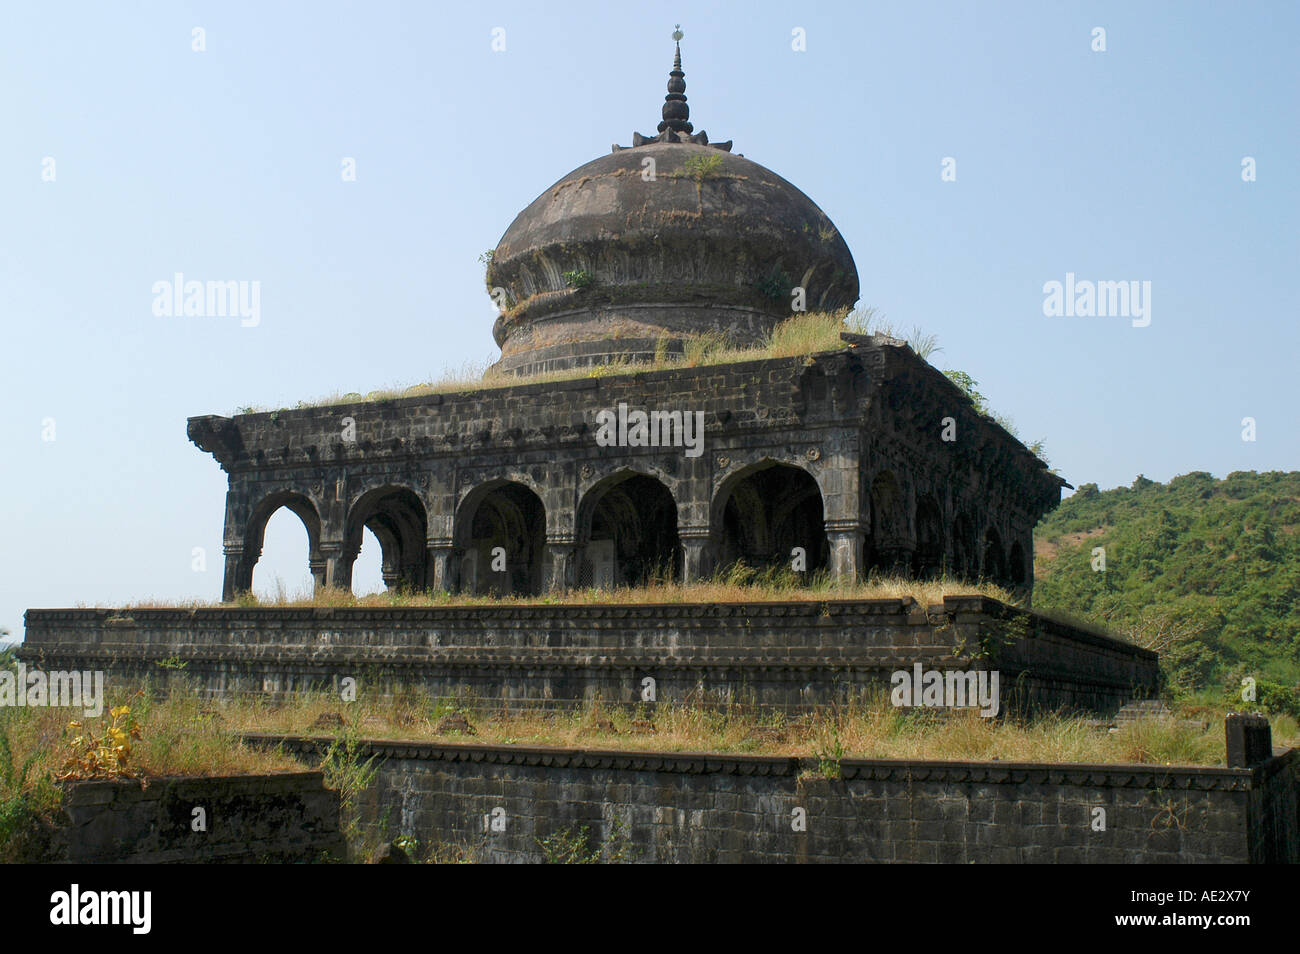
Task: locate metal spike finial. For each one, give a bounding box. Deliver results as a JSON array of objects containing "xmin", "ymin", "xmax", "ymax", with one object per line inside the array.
[
  {"xmin": 615, "ymin": 27, "xmax": 734, "ymax": 152},
  {"xmin": 659, "ymin": 26, "xmax": 692, "ymax": 134}
]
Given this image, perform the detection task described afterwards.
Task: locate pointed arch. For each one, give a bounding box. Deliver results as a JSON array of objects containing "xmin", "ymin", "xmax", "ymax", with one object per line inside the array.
[
  {"xmin": 576, "ymin": 469, "xmax": 681, "ymax": 587},
  {"xmin": 454, "ymin": 480, "xmax": 546, "ymax": 596}
]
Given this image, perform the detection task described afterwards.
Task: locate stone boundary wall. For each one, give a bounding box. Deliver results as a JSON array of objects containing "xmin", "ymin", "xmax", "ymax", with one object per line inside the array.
[
  {"xmin": 1250, "ymin": 748, "xmax": 1300, "ymax": 863},
  {"xmin": 47, "ymin": 771, "xmax": 345, "ymax": 864},
  {"xmin": 22, "ymin": 596, "xmax": 1158, "ymax": 712},
  {"xmin": 255, "ymin": 736, "xmax": 1299, "ymax": 864}
]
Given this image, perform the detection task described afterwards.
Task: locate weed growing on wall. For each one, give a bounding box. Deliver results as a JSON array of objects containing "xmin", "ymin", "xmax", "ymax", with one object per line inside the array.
[{"xmin": 319, "ymin": 724, "xmax": 381, "ymax": 855}]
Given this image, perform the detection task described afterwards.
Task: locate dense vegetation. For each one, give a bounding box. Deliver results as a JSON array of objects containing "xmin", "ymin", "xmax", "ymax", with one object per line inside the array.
[{"xmin": 1034, "ymin": 471, "xmax": 1300, "ymax": 704}]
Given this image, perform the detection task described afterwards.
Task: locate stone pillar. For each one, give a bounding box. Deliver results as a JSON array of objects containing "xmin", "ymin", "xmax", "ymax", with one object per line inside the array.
[
  {"xmin": 824, "ymin": 520, "xmax": 866, "ymax": 583},
  {"xmin": 545, "ymin": 535, "xmax": 578, "ymax": 592},
  {"xmin": 678, "ymin": 528, "xmax": 714, "ymax": 584},
  {"xmin": 1225, "ymin": 714, "xmax": 1272, "ymax": 767},
  {"xmin": 427, "ymin": 542, "xmax": 458, "ymax": 592},
  {"xmin": 308, "ymin": 554, "xmax": 328, "ymax": 591},
  {"xmin": 222, "ymin": 545, "xmax": 244, "ymax": 602},
  {"xmin": 318, "ymin": 542, "xmax": 350, "ymax": 591}
]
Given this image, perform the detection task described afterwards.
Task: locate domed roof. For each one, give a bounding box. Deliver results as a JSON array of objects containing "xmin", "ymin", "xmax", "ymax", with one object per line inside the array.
[{"xmin": 486, "ymin": 37, "xmax": 859, "ymax": 376}]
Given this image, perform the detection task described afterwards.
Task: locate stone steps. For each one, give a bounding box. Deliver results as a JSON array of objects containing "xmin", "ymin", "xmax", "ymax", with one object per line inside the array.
[
  {"xmin": 1091, "ymin": 698, "xmax": 1209, "ymax": 733},
  {"xmin": 1114, "ymin": 699, "xmax": 1174, "ymax": 724}
]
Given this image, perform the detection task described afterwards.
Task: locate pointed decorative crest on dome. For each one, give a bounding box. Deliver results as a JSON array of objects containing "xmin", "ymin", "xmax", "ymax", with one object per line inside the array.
[
  {"xmin": 658, "ymin": 26, "xmax": 692, "ymax": 135},
  {"xmin": 613, "ymin": 27, "xmax": 733, "ymax": 152}
]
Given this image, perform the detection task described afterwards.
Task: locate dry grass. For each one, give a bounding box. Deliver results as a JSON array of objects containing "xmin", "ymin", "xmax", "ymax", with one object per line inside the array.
[
  {"xmin": 113, "ymin": 572, "xmax": 1015, "ymax": 612},
  {"xmin": 238, "ymin": 309, "xmax": 901, "ymax": 414},
  {"xmin": 214, "ymin": 688, "xmax": 1256, "ymax": 767},
  {"xmin": 4, "ymin": 677, "xmax": 1291, "ymax": 861},
  {"xmin": 0, "ymin": 679, "xmax": 302, "ymax": 860},
  {"xmin": 0, "ymin": 688, "xmax": 301, "ymax": 785}
]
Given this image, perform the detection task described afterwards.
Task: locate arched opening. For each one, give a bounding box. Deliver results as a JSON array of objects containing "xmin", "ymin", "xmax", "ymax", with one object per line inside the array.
[
  {"xmin": 1008, "ymin": 540, "xmax": 1028, "ymax": 586},
  {"xmin": 715, "ymin": 462, "xmax": 827, "ymax": 577},
  {"xmin": 869, "ymin": 470, "xmax": 909, "ymax": 575},
  {"xmin": 577, "ymin": 473, "xmax": 680, "ymax": 588},
  {"xmin": 343, "ymin": 487, "xmax": 427, "ymax": 593},
  {"xmin": 455, "ymin": 481, "xmax": 546, "ymax": 596},
  {"xmin": 251, "ymin": 507, "xmax": 315, "ymax": 599},
  {"xmin": 983, "ymin": 528, "xmax": 1007, "ymax": 583},
  {"xmin": 913, "ymin": 494, "xmax": 944, "ymax": 579},
  {"xmin": 349, "ymin": 527, "xmax": 386, "ymax": 595},
  {"xmin": 951, "ymin": 512, "xmax": 977, "ymax": 580},
  {"xmin": 242, "ymin": 491, "xmax": 321, "ymax": 598}
]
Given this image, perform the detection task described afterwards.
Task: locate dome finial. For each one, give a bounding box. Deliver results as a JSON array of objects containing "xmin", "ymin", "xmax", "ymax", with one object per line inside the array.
[
  {"xmin": 616, "ymin": 27, "xmax": 732, "ymax": 152},
  {"xmin": 658, "ymin": 26, "xmax": 692, "ymax": 135}
]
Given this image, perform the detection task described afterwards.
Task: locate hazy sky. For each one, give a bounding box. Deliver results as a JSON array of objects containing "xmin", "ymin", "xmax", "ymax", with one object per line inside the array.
[{"xmin": 3, "ymin": 1, "xmax": 1297, "ymax": 641}]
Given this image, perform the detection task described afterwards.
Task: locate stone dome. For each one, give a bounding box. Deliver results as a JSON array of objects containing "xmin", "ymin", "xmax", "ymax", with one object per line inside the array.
[{"xmin": 486, "ymin": 39, "xmax": 859, "ymax": 376}]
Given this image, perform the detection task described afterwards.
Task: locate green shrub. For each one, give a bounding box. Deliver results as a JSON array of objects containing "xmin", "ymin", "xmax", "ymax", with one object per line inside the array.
[{"xmin": 563, "ymin": 269, "xmax": 594, "ymax": 289}]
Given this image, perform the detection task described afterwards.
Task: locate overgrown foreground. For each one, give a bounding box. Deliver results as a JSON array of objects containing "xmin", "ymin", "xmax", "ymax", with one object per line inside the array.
[{"xmin": 3, "ymin": 675, "xmax": 1297, "ymax": 861}]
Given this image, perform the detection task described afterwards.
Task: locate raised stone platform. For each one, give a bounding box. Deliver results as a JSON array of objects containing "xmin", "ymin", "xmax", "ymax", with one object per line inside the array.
[{"xmin": 22, "ymin": 595, "xmax": 1157, "ymax": 712}]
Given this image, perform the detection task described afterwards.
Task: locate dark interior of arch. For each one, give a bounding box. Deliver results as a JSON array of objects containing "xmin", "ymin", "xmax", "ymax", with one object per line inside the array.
[
  {"xmin": 462, "ymin": 482, "xmax": 546, "ymax": 596},
  {"xmin": 582, "ymin": 474, "xmax": 681, "ymax": 587},
  {"xmin": 1008, "ymin": 540, "xmax": 1028, "ymax": 586},
  {"xmin": 345, "ymin": 488, "xmax": 427, "ymax": 592},
  {"xmin": 719, "ymin": 464, "xmax": 827, "ymax": 576},
  {"xmin": 913, "ymin": 494, "xmax": 944, "ymax": 579},
  {"xmin": 983, "ymin": 529, "xmax": 1007, "ymax": 583},
  {"xmin": 951, "ymin": 513, "xmax": 977, "ymax": 580},
  {"xmin": 867, "ymin": 471, "xmax": 907, "ymax": 573}
]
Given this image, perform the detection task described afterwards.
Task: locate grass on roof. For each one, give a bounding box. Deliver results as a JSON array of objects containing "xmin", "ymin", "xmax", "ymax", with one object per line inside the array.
[
  {"xmin": 237, "ymin": 308, "xmax": 918, "ymax": 414},
  {"xmin": 112, "ymin": 569, "xmax": 1016, "ymax": 612}
]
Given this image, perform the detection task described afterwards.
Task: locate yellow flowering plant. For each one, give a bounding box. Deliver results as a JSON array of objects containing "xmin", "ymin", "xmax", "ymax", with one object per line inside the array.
[{"xmin": 58, "ymin": 695, "xmax": 144, "ymax": 780}]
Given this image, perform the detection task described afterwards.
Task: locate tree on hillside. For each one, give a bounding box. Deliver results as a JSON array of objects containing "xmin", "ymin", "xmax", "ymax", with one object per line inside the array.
[{"xmin": 1034, "ymin": 471, "xmax": 1300, "ymax": 693}]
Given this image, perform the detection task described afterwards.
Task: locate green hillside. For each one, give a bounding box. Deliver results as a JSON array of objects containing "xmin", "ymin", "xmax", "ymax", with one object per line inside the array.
[{"xmin": 1033, "ymin": 471, "xmax": 1300, "ymax": 698}]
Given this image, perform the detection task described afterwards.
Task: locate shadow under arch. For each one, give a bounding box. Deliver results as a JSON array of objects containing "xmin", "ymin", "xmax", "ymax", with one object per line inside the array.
[
  {"xmin": 868, "ymin": 469, "xmax": 909, "ymax": 575},
  {"xmin": 454, "ymin": 479, "xmax": 546, "ymax": 596},
  {"xmin": 576, "ymin": 469, "xmax": 681, "ymax": 587},
  {"xmin": 1008, "ymin": 539, "xmax": 1028, "ymax": 587},
  {"xmin": 712, "ymin": 460, "xmax": 827, "ymax": 577},
  {"xmin": 342, "ymin": 485, "xmax": 428, "ymax": 592},
  {"xmin": 983, "ymin": 527, "xmax": 1008, "ymax": 583},
  {"xmin": 913, "ymin": 493, "xmax": 944, "ymax": 579},
  {"xmin": 951, "ymin": 512, "xmax": 978, "ymax": 581}
]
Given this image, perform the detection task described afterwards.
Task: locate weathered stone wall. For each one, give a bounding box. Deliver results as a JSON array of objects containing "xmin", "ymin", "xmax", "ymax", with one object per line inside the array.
[
  {"xmin": 186, "ymin": 343, "xmax": 1062, "ymax": 598},
  {"xmin": 21, "ymin": 596, "xmax": 1158, "ymax": 713},
  {"xmin": 262, "ymin": 737, "xmax": 1299, "ymax": 864},
  {"xmin": 46, "ymin": 772, "xmax": 345, "ymax": 864},
  {"xmin": 1249, "ymin": 747, "xmax": 1300, "ymax": 863}
]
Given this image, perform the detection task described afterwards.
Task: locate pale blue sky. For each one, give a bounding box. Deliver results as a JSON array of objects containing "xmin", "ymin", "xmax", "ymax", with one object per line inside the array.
[{"xmin": 3, "ymin": 1, "xmax": 1297, "ymax": 641}]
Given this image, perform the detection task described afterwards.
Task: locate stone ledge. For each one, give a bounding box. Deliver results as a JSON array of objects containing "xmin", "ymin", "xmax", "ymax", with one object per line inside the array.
[
  {"xmin": 250, "ymin": 733, "xmax": 1292, "ymax": 792},
  {"xmin": 24, "ymin": 596, "xmax": 1154, "ymax": 661}
]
